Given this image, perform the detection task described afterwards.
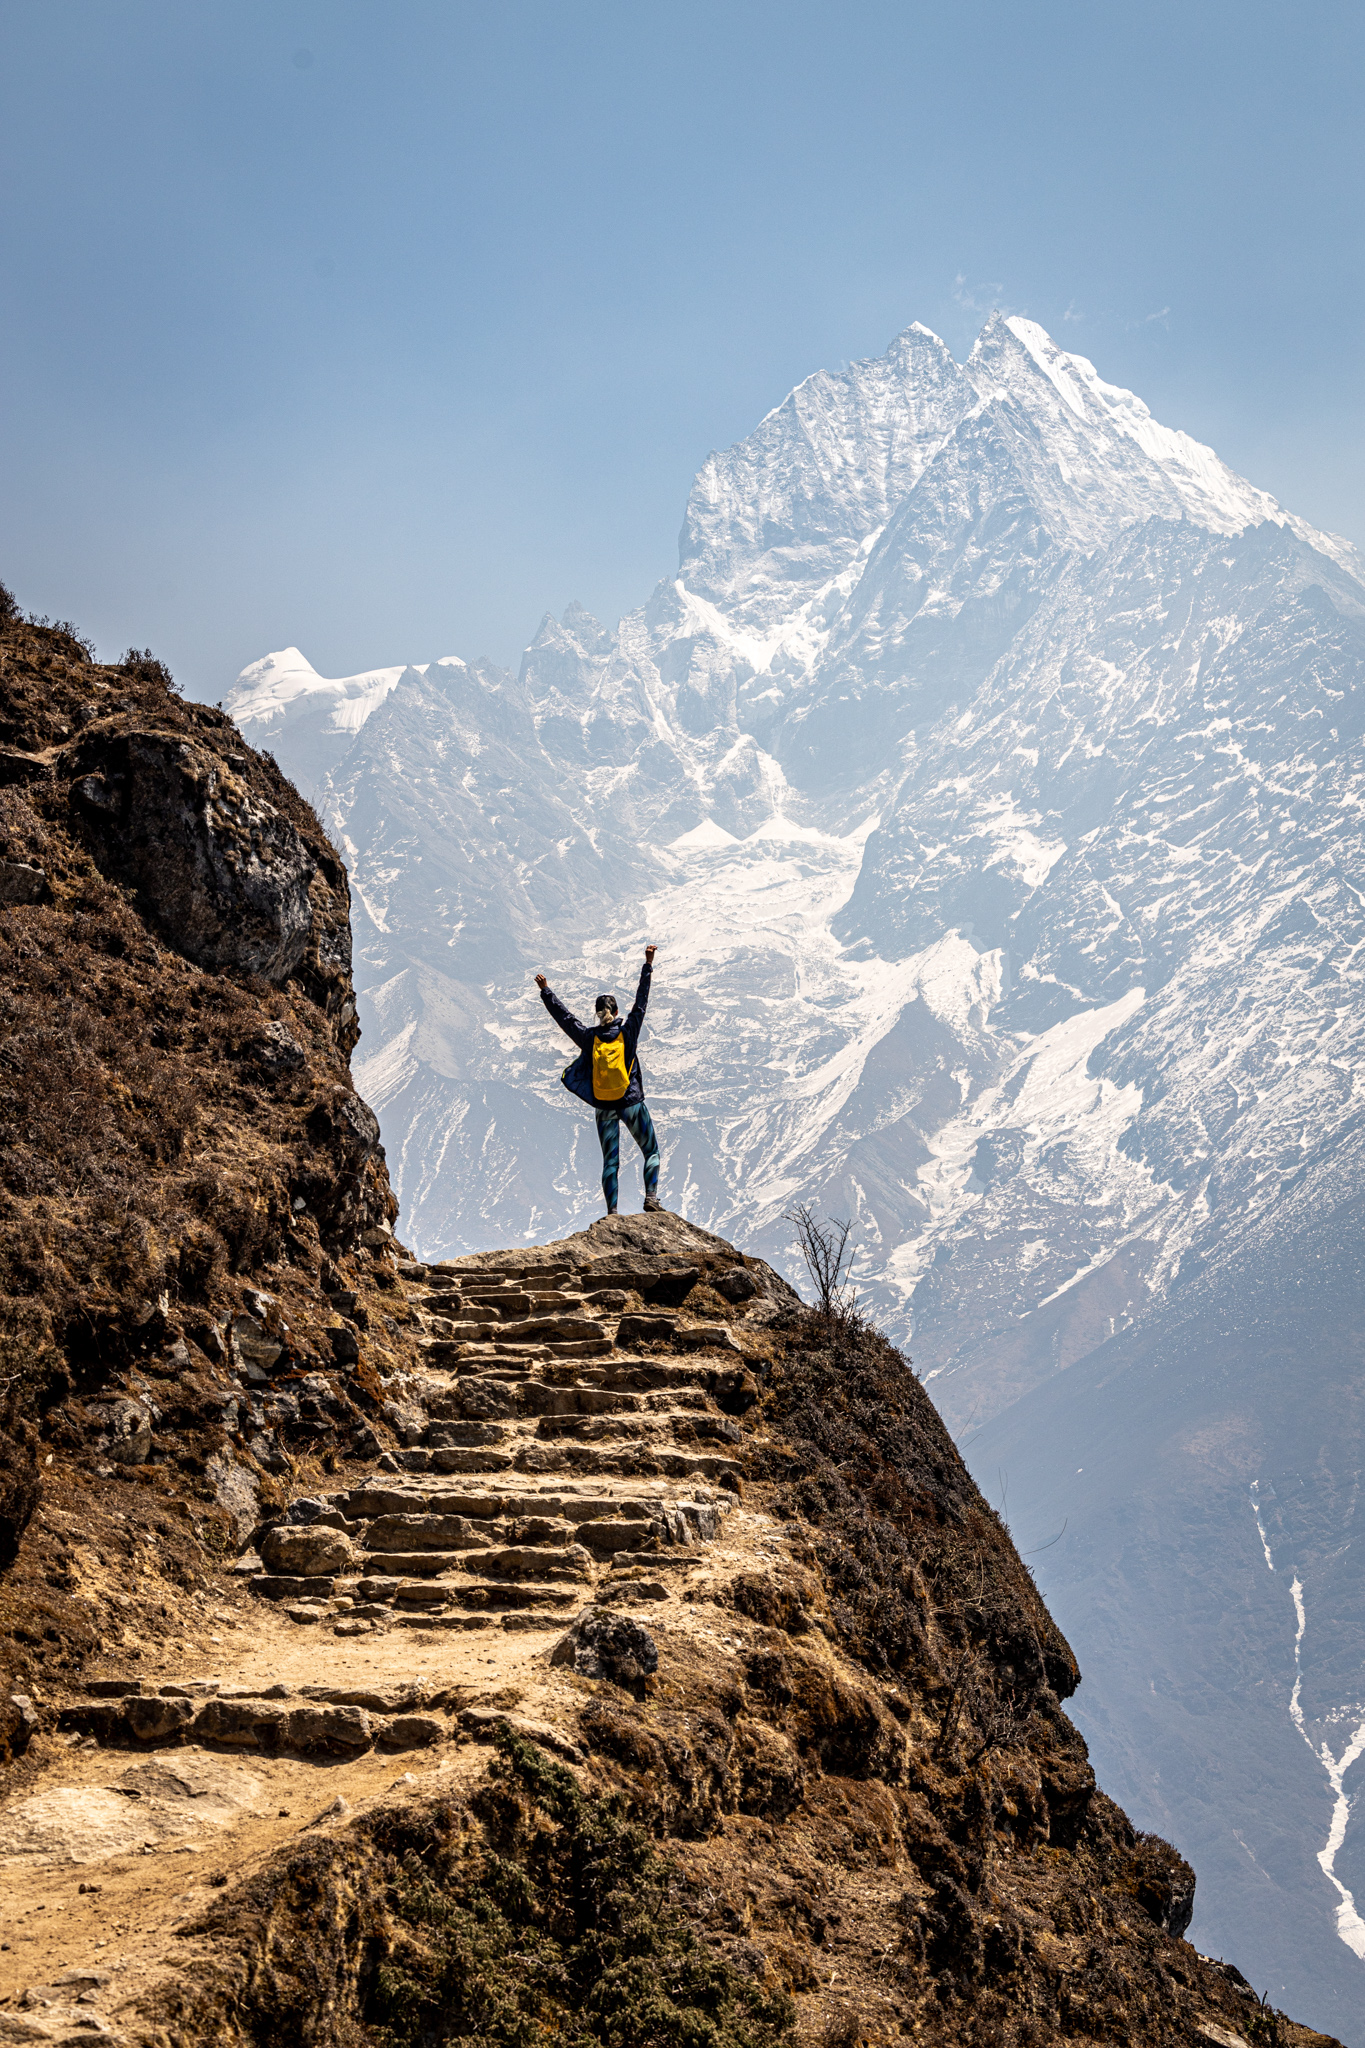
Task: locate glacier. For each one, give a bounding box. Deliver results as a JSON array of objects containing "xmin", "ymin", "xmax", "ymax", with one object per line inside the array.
[{"xmin": 231, "ymin": 311, "xmax": 1365, "ymax": 2037}]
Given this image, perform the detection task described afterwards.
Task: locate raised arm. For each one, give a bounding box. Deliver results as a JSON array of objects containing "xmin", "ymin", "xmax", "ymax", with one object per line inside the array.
[
  {"xmin": 535, "ymin": 973, "xmax": 593, "ymax": 1050},
  {"xmin": 623, "ymin": 944, "xmax": 655, "ymax": 1041}
]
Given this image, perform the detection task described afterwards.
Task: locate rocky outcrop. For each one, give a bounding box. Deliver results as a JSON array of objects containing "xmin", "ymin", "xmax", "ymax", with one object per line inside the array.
[
  {"xmin": 0, "ymin": 600, "xmax": 415, "ymax": 1693},
  {"xmin": 72, "ymin": 729, "xmax": 319, "ymax": 983}
]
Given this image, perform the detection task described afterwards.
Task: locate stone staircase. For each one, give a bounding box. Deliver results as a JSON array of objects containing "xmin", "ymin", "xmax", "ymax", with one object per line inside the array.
[
  {"xmin": 43, "ymin": 1217, "xmax": 793, "ymax": 1767},
  {"xmin": 247, "ymin": 1220, "xmax": 783, "ymax": 1639}
]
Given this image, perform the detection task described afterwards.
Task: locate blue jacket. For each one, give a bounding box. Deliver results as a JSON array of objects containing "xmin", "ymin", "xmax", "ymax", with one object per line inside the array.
[{"xmin": 542, "ymin": 962, "xmax": 651, "ymax": 1109}]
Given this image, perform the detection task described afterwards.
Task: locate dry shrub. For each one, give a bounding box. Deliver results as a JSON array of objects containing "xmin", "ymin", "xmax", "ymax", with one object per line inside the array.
[{"xmin": 120, "ymin": 646, "xmax": 177, "ymax": 692}]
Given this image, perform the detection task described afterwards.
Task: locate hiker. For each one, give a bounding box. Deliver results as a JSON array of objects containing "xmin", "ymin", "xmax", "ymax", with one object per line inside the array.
[{"xmin": 535, "ymin": 945, "xmax": 662, "ymax": 1216}]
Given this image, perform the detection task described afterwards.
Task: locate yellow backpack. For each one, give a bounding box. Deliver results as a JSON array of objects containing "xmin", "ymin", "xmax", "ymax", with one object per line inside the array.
[{"xmin": 592, "ymin": 1028, "xmax": 632, "ymax": 1102}]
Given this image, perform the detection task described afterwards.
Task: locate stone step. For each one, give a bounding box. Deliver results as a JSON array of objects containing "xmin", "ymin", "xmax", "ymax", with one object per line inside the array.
[
  {"xmin": 435, "ymin": 1290, "xmax": 587, "ymax": 1315},
  {"xmin": 59, "ymin": 1693, "xmax": 452, "ymax": 1754},
  {"xmin": 250, "ymin": 1573, "xmax": 338, "ymax": 1600},
  {"xmin": 400, "ymin": 1610, "xmax": 565, "ymax": 1633},
  {"xmin": 595, "ymin": 1357, "xmax": 726, "ymax": 1391},
  {"xmin": 514, "ymin": 1445, "xmax": 743, "ymax": 1482},
  {"xmin": 380, "ymin": 1544, "xmax": 593, "ymax": 1583},
  {"xmin": 358, "ymin": 1575, "xmax": 580, "ymax": 1612},
  {"xmin": 419, "ymin": 1335, "xmax": 541, "ymax": 1358},
  {"xmin": 422, "ymin": 1336, "xmax": 614, "ymax": 1365},
  {"xmin": 333, "ymin": 1481, "xmax": 724, "ymax": 1524},
  {"xmin": 381, "ymin": 1444, "xmax": 522, "ymax": 1475},
  {"xmin": 641, "ymin": 1387, "xmax": 713, "ymax": 1412},
  {"xmin": 426, "ymin": 1263, "xmax": 575, "ymax": 1287},
  {"xmin": 431, "ymin": 1337, "xmax": 613, "ymax": 1364},
  {"xmin": 396, "ymin": 1611, "xmax": 497, "ymax": 1631},
  {"xmin": 424, "ymin": 1422, "xmax": 510, "ymax": 1447},
  {"xmin": 432, "ymin": 1447, "xmax": 518, "ymax": 1474},
  {"xmin": 534, "ymin": 1411, "xmax": 742, "ymax": 1445},
  {"xmin": 531, "ymin": 1414, "xmax": 662, "ymax": 1444},
  {"xmin": 473, "ymin": 1316, "xmax": 609, "ymax": 1345},
  {"xmin": 424, "ymin": 1292, "xmax": 601, "ymax": 1320},
  {"xmin": 341, "ymin": 1482, "xmax": 517, "ymax": 1520},
  {"xmin": 421, "ymin": 1299, "xmax": 505, "ymax": 1323},
  {"xmin": 421, "ymin": 1318, "xmax": 536, "ymax": 1339},
  {"xmin": 362, "ymin": 1508, "xmax": 573, "ymax": 1552},
  {"xmin": 521, "ymin": 1382, "xmax": 642, "ymax": 1416}
]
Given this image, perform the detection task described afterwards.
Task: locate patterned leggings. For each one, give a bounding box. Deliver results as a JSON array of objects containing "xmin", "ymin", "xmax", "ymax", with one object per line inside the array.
[{"xmin": 595, "ymin": 1100, "xmax": 660, "ymax": 1210}]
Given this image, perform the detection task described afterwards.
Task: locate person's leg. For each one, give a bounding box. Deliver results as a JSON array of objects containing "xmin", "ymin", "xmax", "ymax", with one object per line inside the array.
[
  {"xmin": 620, "ymin": 1100, "xmax": 660, "ymax": 1201},
  {"xmin": 596, "ymin": 1107, "xmax": 621, "ymax": 1214}
]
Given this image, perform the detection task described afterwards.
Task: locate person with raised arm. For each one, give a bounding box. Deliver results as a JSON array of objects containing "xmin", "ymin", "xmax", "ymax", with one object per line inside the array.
[{"xmin": 535, "ymin": 944, "xmax": 662, "ymax": 1216}]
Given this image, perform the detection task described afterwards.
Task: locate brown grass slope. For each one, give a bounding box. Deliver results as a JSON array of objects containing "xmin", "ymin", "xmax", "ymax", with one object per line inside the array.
[{"xmin": 0, "ymin": 591, "xmax": 417, "ymax": 1718}]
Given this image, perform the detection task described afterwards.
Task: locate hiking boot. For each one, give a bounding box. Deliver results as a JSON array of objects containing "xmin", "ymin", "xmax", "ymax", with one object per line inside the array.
[
  {"xmin": 643, "ymin": 1195, "xmax": 664, "ymax": 1213},
  {"xmin": 606, "ymin": 1204, "xmax": 618, "ymax": 1216}
]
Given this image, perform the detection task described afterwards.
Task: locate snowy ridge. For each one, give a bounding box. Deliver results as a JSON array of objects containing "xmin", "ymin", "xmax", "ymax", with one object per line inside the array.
[{"xmin": 232, "ymin": 645, "xmax": 412, "ymax": 741}]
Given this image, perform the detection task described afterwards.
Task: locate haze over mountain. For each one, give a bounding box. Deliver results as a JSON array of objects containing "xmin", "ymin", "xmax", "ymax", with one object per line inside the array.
[{"xmin": 230, "ymin": 312, "xmax": 1365, "ymax": 2037}]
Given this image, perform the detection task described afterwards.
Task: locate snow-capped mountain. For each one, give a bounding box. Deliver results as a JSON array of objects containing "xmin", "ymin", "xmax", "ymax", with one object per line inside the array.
[{"xmin": 230, "ymin": 312, "xmax": 1365, "ymax": 2037}]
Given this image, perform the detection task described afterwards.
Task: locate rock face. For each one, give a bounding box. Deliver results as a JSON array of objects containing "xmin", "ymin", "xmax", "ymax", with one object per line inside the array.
[
  {"xmin": 72, "ymin": 730, "xmax": 319, "ymax": 984},
  {"xmin": 0, "ymin": 603, "xmax": 418, "ymax": 1699}
]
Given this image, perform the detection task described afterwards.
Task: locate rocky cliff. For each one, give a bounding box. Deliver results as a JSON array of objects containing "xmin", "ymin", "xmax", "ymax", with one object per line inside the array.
[
  {"xmin": 0, "ymin": 593, "xmax": 420, "ymax": 1709},
  {"xmin": 0, "ymin": 593, "xmax": 1339, "ymax": 2047}
]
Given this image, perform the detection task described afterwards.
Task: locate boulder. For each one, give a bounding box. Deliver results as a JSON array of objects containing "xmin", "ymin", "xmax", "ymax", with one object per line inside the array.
[
  {"xmin": 83, "ymin": 1396, "xmax": 153, "ymax": 1466},
  {"xmin": 306, "ymin": 1088, "xmax": 381, "ymax": 1161},
  {"xmin": 205, "ymin": 1449, "xmax": 261, "ymax": 1545},
  {"xmin": 282, "ymin": 1704, "xmax": 373, "ymax": 1755},
  {"xmin": 330, "ymin": 1325, "xmax": 361, "ymax": 1365},
  {"xmin": 193, "ymin": 1697, "xmax": 288, "ymax": 1748},
  {"xmin": 638, "ymin": 1265, "xmax": 699, "ymax": 1307},
  {"xmin": 1, "ymin": 1693, "xmax": 37, "ymax": 1760},
  {"xmin": 125, "ymin": 1694, "xmax": 194, "ymax": 1742},
  {"xmin": 259, "ymin": 1523, "xmax": 355, "ymax": 1577},
  {"xmin": 252, "ymin": 1020, "xmax": 307, "ymax": 1073},
  {"xmin": 250, "ymin": 1573, "xmax": 339, "ymax": 1599},
  {"xmin": 231, "ymin": 1315, "xmax": 283, "ymax": 1373},
  {"xmin": 675, "ymin": 1323, "xmax": 742, "ymax": 1355},
  {"xmin": 0, "ymin": 860, "xmax": 48, "ymax": 904},
  {"xmin": 550, "ymin": 1609, "xmax": 659, "ymax": 1690}
]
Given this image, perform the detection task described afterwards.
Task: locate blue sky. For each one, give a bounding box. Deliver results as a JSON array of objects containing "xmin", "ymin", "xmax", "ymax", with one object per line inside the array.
[{"xmin": 2, "ymin": 0, "xmax": 1362, "ymax": 694}]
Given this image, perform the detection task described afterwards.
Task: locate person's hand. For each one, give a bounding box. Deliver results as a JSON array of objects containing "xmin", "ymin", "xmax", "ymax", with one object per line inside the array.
[
  {"xmin": 644, "ymin": 944, "xmax": 656, "ymax": 963},
  {"xmin": 534, "ymin": 972, "xmax": 548, "ymax": 990}
]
